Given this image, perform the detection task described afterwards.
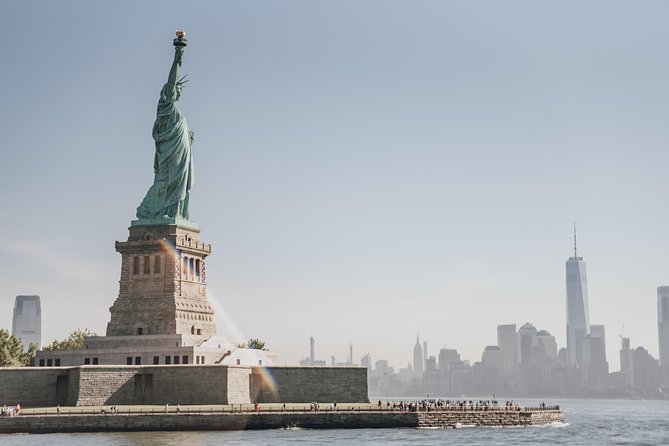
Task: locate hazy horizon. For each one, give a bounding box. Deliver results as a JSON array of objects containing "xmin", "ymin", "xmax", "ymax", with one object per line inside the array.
[{"xmin": 2, "ymin": 1, "xmax": 669, "ymax": 371}]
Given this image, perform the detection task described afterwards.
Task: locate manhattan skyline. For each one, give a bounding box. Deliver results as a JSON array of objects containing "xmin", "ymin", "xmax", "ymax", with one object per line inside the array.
[{"xmin": 2, "ymin": 1, "xmax": 669, "ymax": 371}]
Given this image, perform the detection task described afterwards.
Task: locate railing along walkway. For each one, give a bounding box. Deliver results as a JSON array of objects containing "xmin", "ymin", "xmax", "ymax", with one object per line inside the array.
[{"xmin": 13, "ymin": 404, "xmax": 560, "ymax": 417}]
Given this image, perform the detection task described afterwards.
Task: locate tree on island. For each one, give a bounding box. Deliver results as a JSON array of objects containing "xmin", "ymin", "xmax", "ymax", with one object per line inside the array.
[
  {"xmin": 239, "ymin": 338, "xmax": 267, "ymax": 350},
  {"xmin": 0, "ymin": 329, "xmax": 38, "ymax": 367},
  {"xmin": 42, "ymin": 328, "xmax": 98, "ymax": 351}
]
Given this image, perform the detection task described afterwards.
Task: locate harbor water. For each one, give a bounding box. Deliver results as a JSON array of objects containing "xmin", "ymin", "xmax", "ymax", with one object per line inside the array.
[{"xmin": 1, "ymin": 399, "xmax": 668, "ymax": 445}]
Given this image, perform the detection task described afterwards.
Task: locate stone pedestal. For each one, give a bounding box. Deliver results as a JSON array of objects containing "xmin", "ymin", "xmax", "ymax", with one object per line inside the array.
[
  {"xmin": 35, "ymin": 219, "xmax": 279, "ymax": 368},
  {"xmin": 106, "ymin": 222, "xmax": 217, "ymax": 338}
]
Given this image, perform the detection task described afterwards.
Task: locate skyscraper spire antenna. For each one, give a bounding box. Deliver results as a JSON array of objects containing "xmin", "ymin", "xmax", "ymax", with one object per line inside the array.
[{"xmin": 573, "ymin": 222, "xmax": 578, "ymax": 258}]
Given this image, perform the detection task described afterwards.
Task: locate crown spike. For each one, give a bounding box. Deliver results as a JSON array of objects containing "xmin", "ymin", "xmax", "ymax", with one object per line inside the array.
[{"xmin": 177, "ymin": 74, "xmax": 189, "ymax": 86}]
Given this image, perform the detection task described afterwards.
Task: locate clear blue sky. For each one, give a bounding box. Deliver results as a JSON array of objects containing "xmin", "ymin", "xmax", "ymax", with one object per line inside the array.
[{"xmin": 2, "ymin": 0, "xmax": 669, "ymax": 370}]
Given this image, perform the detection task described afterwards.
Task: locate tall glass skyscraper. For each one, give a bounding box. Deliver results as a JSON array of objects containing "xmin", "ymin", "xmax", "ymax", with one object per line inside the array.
[
  {"xmin": 657, "ymin": 286, "xmax": 669, "ymax": 368},
  {"xmin": 12, "ymin": 295, "xmax": 42, "ymax": 350},
  {"xmin": 566, "ymin": 226, "xmax": 590, "ymax": 367}
]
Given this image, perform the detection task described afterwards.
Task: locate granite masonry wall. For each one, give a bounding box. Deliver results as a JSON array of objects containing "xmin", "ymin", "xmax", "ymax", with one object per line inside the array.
[
  {"xmin": 0, "ymin": 365, "xmax": 367, "ymax": 407},
  {"xmin": 0, "ymin": 410, "xmax": 565, "ymax": 434},
  {"xmin": 0, "ymin": 412, "xmax": 416, "ymax": 434},
  {"xmin": 227, "ymin": 366, "xmax": 252, "ymax": 404},
  {"xmin": 74, "ymin": 367, "xmax": 137, "ymax": 406},
  {"xmin": 0, "ymin": 368, "xmax": 70, "ymax": 407},
  {"xmin": 251, "ymin": 366, "xmax": 369, "ymax": 403},
  {"xmin": 416, "ymin": 409, "xmax": 565, "ymax": 427},
  {"xmin": 527, "ymin": 409, "xmax": 565, "ymax": 425}
]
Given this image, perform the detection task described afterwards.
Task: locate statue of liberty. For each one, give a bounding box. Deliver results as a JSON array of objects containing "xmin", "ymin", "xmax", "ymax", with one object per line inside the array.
[{"xmin": 136, "ymin": 31, "xmax": 194, "ymax": 221}]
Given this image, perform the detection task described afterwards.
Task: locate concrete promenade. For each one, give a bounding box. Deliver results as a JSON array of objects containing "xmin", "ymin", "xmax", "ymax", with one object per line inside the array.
[{"xmin": 0, "ymin": 404, "xmax": 565, "ymax": 434}]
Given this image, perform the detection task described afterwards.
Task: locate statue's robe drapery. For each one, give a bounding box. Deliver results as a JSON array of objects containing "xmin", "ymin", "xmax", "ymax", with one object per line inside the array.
[{"xmin": 136, "ymin": 82, "xmax": 194, "ymax": 220}]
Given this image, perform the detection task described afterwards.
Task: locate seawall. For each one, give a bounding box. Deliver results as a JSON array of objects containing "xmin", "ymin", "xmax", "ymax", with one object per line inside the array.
[
  {"xmin": 416, "ymin": 408, "xmax": 564, "ymax": 427},
  {"xmin": 0, "ymin": 365, "xmax": 368, "ymax": 406},
  {"xmin": 0, "ymin": 409, "xmax": 565, "ymax": 434}
]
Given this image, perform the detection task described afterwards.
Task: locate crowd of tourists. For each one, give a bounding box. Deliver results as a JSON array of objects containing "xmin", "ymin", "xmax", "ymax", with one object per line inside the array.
[
  {"xmin": 377, "ymin": 399, "xmax": 524, "ymax": 412},
  {"xmin": 0, "ymin": 404, "xmax": 21, "ymax": 416}
]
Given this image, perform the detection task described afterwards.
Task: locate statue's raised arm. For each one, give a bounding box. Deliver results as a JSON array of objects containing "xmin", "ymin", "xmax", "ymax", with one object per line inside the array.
[
  {"xmin": 166, "ymin": 31, "xmax": 186, "ymax": 92},
  {"xmin": 136, "ymin": 31, "xmax": 195, "ymax": 222}
]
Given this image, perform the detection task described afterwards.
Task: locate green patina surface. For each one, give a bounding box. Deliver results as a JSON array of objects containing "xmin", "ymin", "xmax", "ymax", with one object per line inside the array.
[{"xmin": 136, "ymin": 33, "xmax": 195, "ymax": 223}]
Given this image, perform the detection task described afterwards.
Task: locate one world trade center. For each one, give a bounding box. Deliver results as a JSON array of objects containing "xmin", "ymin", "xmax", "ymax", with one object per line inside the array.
[{"xmin": 566, "ymin": 224, "xmax": 590, "ymax": 367}]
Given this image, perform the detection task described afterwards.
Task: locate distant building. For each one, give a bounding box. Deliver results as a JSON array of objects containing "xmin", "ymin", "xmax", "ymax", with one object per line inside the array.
[
  {"xmin": 12, "ymin": 295, "xmax": 41, "ymax": 350},
  {"xmin": 566, "ymin": 225, "xmax": 590, "ymax": 367},
  {"xmin": 423, "ymin": 341, "xmax": 428, "ymax": 372},
  {"xmin": 481, "ymin": 345, "xmax": 503, "ymax": 370},
  {"xmin": 497, "ymin": 324, "xmax": 517, "ymax": 376},
  {"xmin": 299, "ymin": 336, "xmax": 326, "ymax": 366},
  {"xmin": 374, "ymin": 359, "xmax": 390, "ymax": 373},
  {"xmin": 620, "ymin": 337, "xmax": 633, "ymax": 387},
  {"xmin": 438, "ymin": 348, "xmax": 460, "ymax": 371},
  {"xmin": 474, "ymin": 349, "xmax": 503, "ymax": 395},
  {"xmin": 631, "ymin": 346, "xmax": 661, "ymax": 394},
  {"xmin": 423, "ymin": 354, "xmax": 440, "ymax": 394},
  {"xmin": 369, "ymin": 359, "xmax": 396, "ymax": 396},
  {"xmin": 583, "ymin": 334, "xmax": 608, "ymax": 385},
  {"xmin": 658, "ymin": 287, "xmax": 669, "ymax": 368},
  {"xmin": 360, "ymin": 353, "xmax": 372, "ymax": 370},
  {"xmin": 557, "ymin": 347, "xmax": 568, "ymax": 365},
  {"xmin": 413, "ymin": 335, "xmax": 423, "ymax": 377},
  {"xmin": 590, "ymin": 324, "xmax": 607, "ymax": 351},
  {"xmin": 398, "ymin": 363, "xmax": 414, "ymax": 382},
  {"xmin": 617, "ymin": 337, "xmax": 661, "ymax": 394},
  {"xmin": 584, "ymin": 324, "xmax": 609, "ymax": 385},
  {"xmin": 310, "ymin": 336, "xmax": 315, "ymax": 364},
  {"xmin": 532, "ymin": 330, "xmax": 558, "ymax": 364},
  {"xmin": 448, "ymin": 359, "xmax": 473, "ymax": 395},
  {"xmin": 517, "ymin": 322, "xmax": 537, "ymax": 364},
  {"xmin": 515, "ymin": 326, "xmax": 557, "ymax": 394}
]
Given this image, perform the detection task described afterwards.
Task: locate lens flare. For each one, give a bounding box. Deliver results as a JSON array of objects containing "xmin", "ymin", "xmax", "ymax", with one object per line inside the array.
[
  {"xmin": 207, "ymin": 289, "xmax": 279, "ymax": 398},
  {"xmin": 157, "ymin": 238, "xmax": 279, "ymax": 397},
  {"xmin": 206, "ymin": 288, "xmax": 245, "ymax": 344},
  {"xmin": 252, "ymin": 365, "xmax": 279, "ymax": 401},
  {"xmin": 157, "ymin": 238, "xmax": 179, "ymax": 257}
]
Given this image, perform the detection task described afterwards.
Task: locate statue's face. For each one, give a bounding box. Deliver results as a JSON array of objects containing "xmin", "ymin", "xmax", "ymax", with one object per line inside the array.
[{"xmin": 176, "ymin": 85, "xmax": 182, "ymax": 100}]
